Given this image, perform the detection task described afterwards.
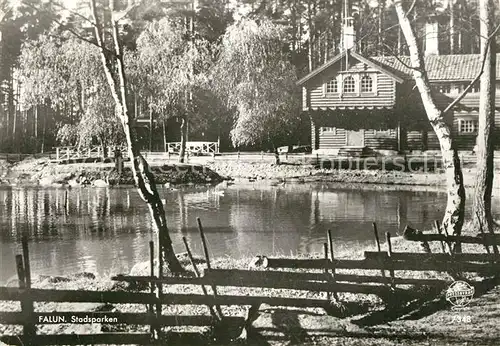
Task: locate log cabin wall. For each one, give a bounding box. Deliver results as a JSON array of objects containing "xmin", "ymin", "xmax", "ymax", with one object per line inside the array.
[
  {"xmin": 311, "ymin": 120, "xmax": 319, "ymax": 150},
  {"xmin": 316, "ymin": 127, "xmax": 399, "ymax": 151},
  {"xmin": 305, "ymin": 58, "xmax": 398, "ymax": 110},
  {"xmin": 364, "ymin": 129, "xmax": 398, "ymax": 150},
  {"xmin": 308, "ymin": 72, "xmax": 396, "ymax": 109},
  {"xmin": 450, "ymin": 111, "xmax": 500, "ymax": 151},
  {"xmin": 318, "ymin": 127, "xmax": 346, "ymax": 150}
]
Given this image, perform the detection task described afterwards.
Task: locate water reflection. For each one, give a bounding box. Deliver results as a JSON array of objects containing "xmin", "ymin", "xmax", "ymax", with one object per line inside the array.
[{"xmin": 0, "ymin": 183, "xmax": 486, "ymax": 284}]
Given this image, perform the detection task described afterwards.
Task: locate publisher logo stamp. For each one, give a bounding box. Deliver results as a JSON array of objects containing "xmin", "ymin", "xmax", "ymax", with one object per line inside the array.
[{"xmin": 446, "ymin": 280, "xmax": 475, "ymax": 309}]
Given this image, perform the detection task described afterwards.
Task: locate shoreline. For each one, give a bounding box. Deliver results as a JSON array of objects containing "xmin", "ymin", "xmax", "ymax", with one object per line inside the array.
[{"xmin": 0, "ymin": 157, "xmax": 494, "ymax": 189}]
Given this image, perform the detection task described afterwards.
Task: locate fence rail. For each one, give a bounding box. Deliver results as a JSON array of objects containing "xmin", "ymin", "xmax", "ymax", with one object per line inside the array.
[
  {"xmin": 1, "ymin": 221, "xmax": 499, "ymax": 345},
  {"xmin": 0, "ymin": 152, "xmax": 56, "ymax": 162},
  {"xmin": 166, "ymin": 141, "xmax": 219, "ymax": 155},
  {"xmin": 54, "ymin": 146, "xmax": 128, "ymax": 161}
]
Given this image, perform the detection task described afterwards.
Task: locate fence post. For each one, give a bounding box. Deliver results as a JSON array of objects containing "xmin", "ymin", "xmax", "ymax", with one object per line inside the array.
[
  {"xmin": 434, "ymin": 220, "xmax": 447, "ymax": 254},
  {"xmin": 16, "ymin": 250, "xmax": 35, "ymax": 345},
  {"xmin": 148, "ymin": 241, "xmax": 158, "ymax": 340},
  {"xmin": 372, "ymin": 223, "xmax": 387, "ymax": 283},
  {"xmin": 56, "ymin": 147, "xmax": 60, "ymax": 161},
  {"xmin": 156, "ymin": 236, "xmax": 163, "ymax": 340},
  {"xmin": 385, "ymin": 232, "xmax": 395, "ymax": 289},
  {"xmin": 197, "ymin": 218, "xmax": 224, "ymax": 318},
  {"xmin": 66, "ymin": 147, "xmax": 70, "ymax": 161},
  {"xmin": 327, "ymin": 230, "xmax": 339, "ymax": 301},
  {"xmin": 182, "ymin": 237, "xmax": 220, "ymax": 321},
  {"xmin": 21, "ymin": 237, "xmax": 35, "ymax": 342},
  {"xmin": 238, "ymin": 151, "xmax": 240, "ymax": 161}
]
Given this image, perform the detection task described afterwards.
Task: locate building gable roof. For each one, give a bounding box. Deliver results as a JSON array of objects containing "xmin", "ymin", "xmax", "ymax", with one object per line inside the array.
[
  {"xmin": 372, "ymin": 54, "xmax": 500, "ymax": 81},
  {"xmin": 296, "ymin": 51, "xmax": 347, "ymax": 86},
  {"xmin": 296, "ymin": 50, "xmax": 405, "ymax": 86},
  {"xmin": 299, "ymin": 52, "xmax": 500, "ymax": 86}
]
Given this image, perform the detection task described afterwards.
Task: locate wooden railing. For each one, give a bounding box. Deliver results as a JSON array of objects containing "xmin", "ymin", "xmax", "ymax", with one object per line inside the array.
[
  {"xmin": 166, "ymin": 141, "xmax": 219, "ymax": 155},
  {"xmin": 55, "ymin": 146, "xmax": 127, "ymax": 161},
  {"xmin": 0, "ymin": 152, "xmax": 56, "ymax": 162}
]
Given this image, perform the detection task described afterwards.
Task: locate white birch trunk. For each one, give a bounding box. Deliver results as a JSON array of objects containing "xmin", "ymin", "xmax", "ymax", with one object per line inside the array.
[
  {"xmin": 395, "ymin": 1, "xmax": 465, "ymax": 238},
  {"xmin": 90, "ymin": 0, "xmax": 183, "ymax": 274},
  {"xmin": 473, "ymin": 0, "xmax": 496, "ymax": 234}
]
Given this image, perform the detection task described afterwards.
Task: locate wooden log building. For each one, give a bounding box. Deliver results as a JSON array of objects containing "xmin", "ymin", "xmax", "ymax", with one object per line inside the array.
[{"xmin": 298, "ymin": 18, "xmax": 500, "ymax": 156}]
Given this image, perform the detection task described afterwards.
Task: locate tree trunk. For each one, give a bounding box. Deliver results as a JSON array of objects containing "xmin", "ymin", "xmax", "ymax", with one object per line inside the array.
[
  {"xmin": 378, "ymin": 0, "xmax": 385, "ymax": 55},
  {"xmin": 101, "ymin": 138, "xmax": 108, "ymax": 159},
  {"xmin": 149, "ymin": 105, "xmax": 153, "ymax": 152},
  {"xmin": 41, "ymin": 106, "xmax": 46, "ymax": 153},
  {"xmin": 179, "ymin": 115, "xmax": 187, "ymax": 163},
  {"xmin": 163, "ymin": 119, "xmax": 168, "ymax": 152},
  {"xmin": 395, "ymin": 1, "xmax": 466, "ymax": 239},
  {"xmin": 449, "ymin": 0, "xmax": 455, "ymax": 54},
  {"xmin": 90, "ymin": 0, "xmax": 183, "ymax": 274},
  {"xmin": 472, "ymin": 0, "xmax": 496, "ymax": 234},
  {"xmin": 34, "ymin": 106, "xmax": 38, "ymax": 152},
  {"xmin": 307, "ymin": 0, "xmax": 314, "ymax": 71}
]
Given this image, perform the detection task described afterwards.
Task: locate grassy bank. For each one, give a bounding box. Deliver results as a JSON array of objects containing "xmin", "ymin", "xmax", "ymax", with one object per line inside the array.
[{"xmin": 1, "ymin": 233, "xmax": 499, "ymax": 345}]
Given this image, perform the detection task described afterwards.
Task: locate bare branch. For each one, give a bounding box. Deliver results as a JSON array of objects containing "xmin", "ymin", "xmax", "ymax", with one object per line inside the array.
[
  {"xmin": 47, "ymin": 0, "xmax": 95, "ymax": 27},
  {"xmin": 19, "ymin": 0, "xmax": 115, "ymax": 55},
  {"xmin": 382, "ymin": 42, "xmax": 421, "ymax": 72},
  {"xmin": 406, "ymin": 0, "xmax": 418, "ymax": 16},
  {"xmin": 90, "ymin": 0, "xmax": 121, "ymax": 108},
  {"xmin": 114, "ymin": 2, "xmax": 141, "ymax": 22}
]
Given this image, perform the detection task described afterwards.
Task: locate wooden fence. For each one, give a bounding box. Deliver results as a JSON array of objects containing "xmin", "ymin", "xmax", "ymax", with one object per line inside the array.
[
  {"xmin": 54, "ymin": 146, "xmax": 128, "ymax": 162},
  {"xmin": 166, "ymin": 141, "xmax": 219, "ymax": 155},
  {"xmin": 1, "ymin": 221, "xmax": 499, "ymax": 345},
  {"xmin": 0, "ymin": 152, "xmax": 56, "ymax": 163}
]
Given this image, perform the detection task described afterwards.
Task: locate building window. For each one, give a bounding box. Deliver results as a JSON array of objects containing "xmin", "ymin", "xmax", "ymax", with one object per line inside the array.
[
  {"xmin": 325, "ymin": 78, "xmax": 337, "ymax": 93},
  {"xmin": 459, "ymin": 119, "xmax": 478, "ymax": 134},
  {"xmin": 432, "ymin": 83, "xmax": 451, "ymax": 93},
  {"xmin": 472, "ymin": 82, "xmax": 480, "ymax": 93},
  {"xmin": 361, "ymin": 75, "xmax": 373, "ymax": 93},
  {"xmin": 343, "ymin": 76, "xmax": 355, "ymax": 93},
  {"xmin": 439, "ymin": 84, "xmax": 451, "ymax": 93}
]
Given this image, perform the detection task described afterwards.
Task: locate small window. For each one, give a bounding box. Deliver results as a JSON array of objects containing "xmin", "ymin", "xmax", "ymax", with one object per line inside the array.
[
  {"xmin": 361, "ymin": 75, "xmax": 373, "ymax": 92},
  {"xmin": 439, "ymin": 84, "xmax": 451, "ymax": 93},
  {"xmin": 472, "ymin": 82, "xmax": 479, "ymax": 93},
  {"xmin": 325, "ymin": 79, "xmax": 337, "ymax": 93},
  {"xmin": 343, "ymin": 76, "xmax": 355, "ymax": 93},
  {"xmin": 459, "ymin": 119, "xmax": 478, "ymax": 134},
  {"xmin": 432, "ymin": 83, "xmax": 451, "ymax": 93}
]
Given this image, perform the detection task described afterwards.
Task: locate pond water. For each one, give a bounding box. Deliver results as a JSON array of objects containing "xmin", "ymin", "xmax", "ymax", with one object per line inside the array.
[{"xmin": 0, "ymin": 183, "xmax": 496, "ymax": 283}]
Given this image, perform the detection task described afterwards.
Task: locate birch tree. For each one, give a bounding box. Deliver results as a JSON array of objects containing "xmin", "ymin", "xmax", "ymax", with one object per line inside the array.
[
  {"xmin": 394, "ymin": 0, "xmax": 466, "ymax": 239},
  {"xmin": 88, "ymin": 0, "xmax": 183, "ymax": 274},
  {"xmin": 472, "ymin": 0, "xmax": 497, "ymax": 234}
]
